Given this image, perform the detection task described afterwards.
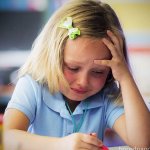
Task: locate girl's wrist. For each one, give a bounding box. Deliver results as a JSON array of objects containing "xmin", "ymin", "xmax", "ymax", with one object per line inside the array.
[{"xmin": 119, "ymin": 71, "xmax": 133, "ymax": 86}]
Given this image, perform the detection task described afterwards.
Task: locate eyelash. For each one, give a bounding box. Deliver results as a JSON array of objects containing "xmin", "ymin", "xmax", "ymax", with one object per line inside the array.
[
  {"xmin": 67, "ymin": 66, "xmax": 104, "ymax": 75},
  {"xmin": 92, "ymin": 71, "xmax": 103, "ymax": 74},
  {"xmin": 67, "ymin": 66, "xmax": 79, "ymax": 72}
]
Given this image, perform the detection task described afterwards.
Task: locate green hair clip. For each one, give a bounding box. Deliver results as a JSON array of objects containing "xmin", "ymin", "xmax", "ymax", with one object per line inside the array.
[{"xmin": 59, "ymin": 17, "xmax": 80, "ymax": 40}]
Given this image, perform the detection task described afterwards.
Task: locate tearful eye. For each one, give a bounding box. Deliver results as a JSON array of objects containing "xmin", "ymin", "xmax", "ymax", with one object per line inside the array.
[{"xmin": 91, "ymin": 70, "xmax": 104, "ymax": 77}]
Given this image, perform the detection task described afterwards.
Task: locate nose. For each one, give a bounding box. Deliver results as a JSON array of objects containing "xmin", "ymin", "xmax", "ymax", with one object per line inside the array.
[{"xmin": 76, "ymin": 72, "xmax": 89, "ymax": 88}]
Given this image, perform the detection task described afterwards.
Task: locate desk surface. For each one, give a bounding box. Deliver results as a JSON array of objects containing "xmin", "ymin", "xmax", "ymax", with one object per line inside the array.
[
  {"xmin": 0, "ymin": 146, "xmax": 128, "ymax": 150},
  {"xmin": 109, "ymin": 146, "xmax": 129, "ymax": 150}
]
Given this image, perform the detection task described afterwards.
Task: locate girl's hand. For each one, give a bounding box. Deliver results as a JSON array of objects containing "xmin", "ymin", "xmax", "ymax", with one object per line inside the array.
[
  {"xmin": 59, "ymin": 133, "xmax": 103, "ymax": 150},
  {"xmin": 90, "ymin": 133, "xmax": 109, "ymax": 150},
  {"xmin": 94, "ymin": 30, "xmax": 131, "ymax": 83}
]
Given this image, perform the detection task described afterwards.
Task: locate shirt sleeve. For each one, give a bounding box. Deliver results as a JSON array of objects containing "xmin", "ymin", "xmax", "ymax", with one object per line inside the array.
[
  {"xmin": 6, "ymin": 75, "xmax": 37, "ymax": 123},
  {"xmin": 105, "ymin": 100, "xmax": 124, "ymax": 128},
  {"xmin": 104, "ymin": 83, "xmax": 124, "ymax": 129}
]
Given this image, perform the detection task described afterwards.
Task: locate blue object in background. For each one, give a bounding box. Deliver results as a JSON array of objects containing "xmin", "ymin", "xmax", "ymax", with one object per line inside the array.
[{"xmin": 0, "ymin": 0, "xmax": 28, "ymax": 11}]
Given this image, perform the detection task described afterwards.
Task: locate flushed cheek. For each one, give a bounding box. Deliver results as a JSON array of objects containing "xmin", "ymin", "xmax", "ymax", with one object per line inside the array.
[
  {"xmin": 63, "ymin": 70, "xmax": 75, "ymax": 83},
  {"xmin": 91, "ymin": 78, "xmax": 106, "ymax": 91},
  {"xmin": 64, "ymin": 70, "xmax": 106, "ymax": 89},
  {"xmin": 63, "ymin": 69, "xmax": 107, "ymax": 93}
]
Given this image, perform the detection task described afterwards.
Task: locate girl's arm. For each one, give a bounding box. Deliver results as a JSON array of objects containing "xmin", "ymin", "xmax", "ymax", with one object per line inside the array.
[
  {"xmin": 94, "ymin": 30, "xmax": 150, "ymax": 148},
  {"xmin": 3, "ymin": 109, "xmax": 61, "ymax": 150},
  {"xmin": 3, "ymin": 109, "xmax": 103, "ymax": 150},
  {"xmin": 114, "ymin": 72, "xmax": 150, "ymax": 148}
]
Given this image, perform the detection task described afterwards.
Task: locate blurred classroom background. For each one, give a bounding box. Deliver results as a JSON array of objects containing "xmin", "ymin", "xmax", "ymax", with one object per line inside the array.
[{"xmin": 0, "ymin": 0, "xmax": 150, "ymax": 148}]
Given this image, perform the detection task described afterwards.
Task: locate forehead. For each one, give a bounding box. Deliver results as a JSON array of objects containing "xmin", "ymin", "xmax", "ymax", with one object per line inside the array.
[{"xmin": 63, "ymin": 37, "xmax": 111, "ymax": 63}]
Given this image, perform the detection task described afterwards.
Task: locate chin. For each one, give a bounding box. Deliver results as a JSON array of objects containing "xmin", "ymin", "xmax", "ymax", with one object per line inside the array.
[{"xmin": 66, "ymin": 93, "xmax": 91, "ymax": 101}]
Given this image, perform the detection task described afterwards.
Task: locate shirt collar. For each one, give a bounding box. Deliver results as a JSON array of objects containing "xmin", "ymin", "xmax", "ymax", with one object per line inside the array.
[{"xmin": 42, "ymin": 86, "xmax": 104, "ymax": 116}]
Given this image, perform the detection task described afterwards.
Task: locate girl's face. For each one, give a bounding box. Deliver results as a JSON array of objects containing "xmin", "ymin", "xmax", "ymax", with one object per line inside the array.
[{"xmin": 60, "ymin": 37, "xmax": 111, "ymax": 102}]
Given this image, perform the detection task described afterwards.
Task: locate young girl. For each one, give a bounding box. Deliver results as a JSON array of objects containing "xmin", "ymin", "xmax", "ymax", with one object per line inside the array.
[{"xmin": 3, "ymin": 0, "xmax": 150, "ymax": 150}]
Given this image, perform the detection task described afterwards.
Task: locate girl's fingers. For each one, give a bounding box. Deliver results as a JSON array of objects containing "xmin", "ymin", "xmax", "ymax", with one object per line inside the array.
[
  {"xmin": 117, "ymin": 32, "xmax": 124, "ymax": 53},
  {"xmin": 94, "ymin": 59, "xmax": 111, "ymax": 68},
  {"xmin": 90, "ymin": 133, "xmax": 97, "ymax": 137},
  {"xmin": 89, "ymin": 133, "xmax": 109, "ymax": 150},
  {"xmin": 82, "ymin": 134, "xmax": 103, "ymax": 147},
  {"xmin": 107, "ymin": 30, "xmax": 123, "ymax": 55},
  {"xmin": 102, "ymin": 38, "xmax": 119, "ymax": 58},
  {"xmin": 80, "ymin": 142, "xmax": 103, "ymax": 150}
]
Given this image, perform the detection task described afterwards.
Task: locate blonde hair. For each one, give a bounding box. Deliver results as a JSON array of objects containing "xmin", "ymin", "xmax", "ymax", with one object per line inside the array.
[{"xmin": 19, "ymin": 0, "xmax": 129, "ymax": 104}]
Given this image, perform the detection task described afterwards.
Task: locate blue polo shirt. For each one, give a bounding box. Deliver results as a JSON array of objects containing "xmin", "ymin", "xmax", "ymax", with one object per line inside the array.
[{"xmin": 6, "ymin": 75, "xmax": 124, "ymax": 141}]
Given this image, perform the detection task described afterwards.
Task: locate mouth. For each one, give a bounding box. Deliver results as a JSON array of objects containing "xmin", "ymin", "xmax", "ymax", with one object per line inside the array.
[{"xmin": 71, "ymin": 88, "xmax": 88, "ymax": 94}]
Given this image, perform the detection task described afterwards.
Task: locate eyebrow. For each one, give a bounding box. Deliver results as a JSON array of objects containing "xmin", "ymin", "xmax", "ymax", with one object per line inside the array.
[
  {"xmin": 64, "ymin": 56, "xmax": 111, "ymax": 65},
  {"xmin": 64, "ymin": 60, "xmax": 84, "ymax": 65},
  {"xmin": 64, "ymin": 61, "xmax": 108, "ymax": 70}
]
